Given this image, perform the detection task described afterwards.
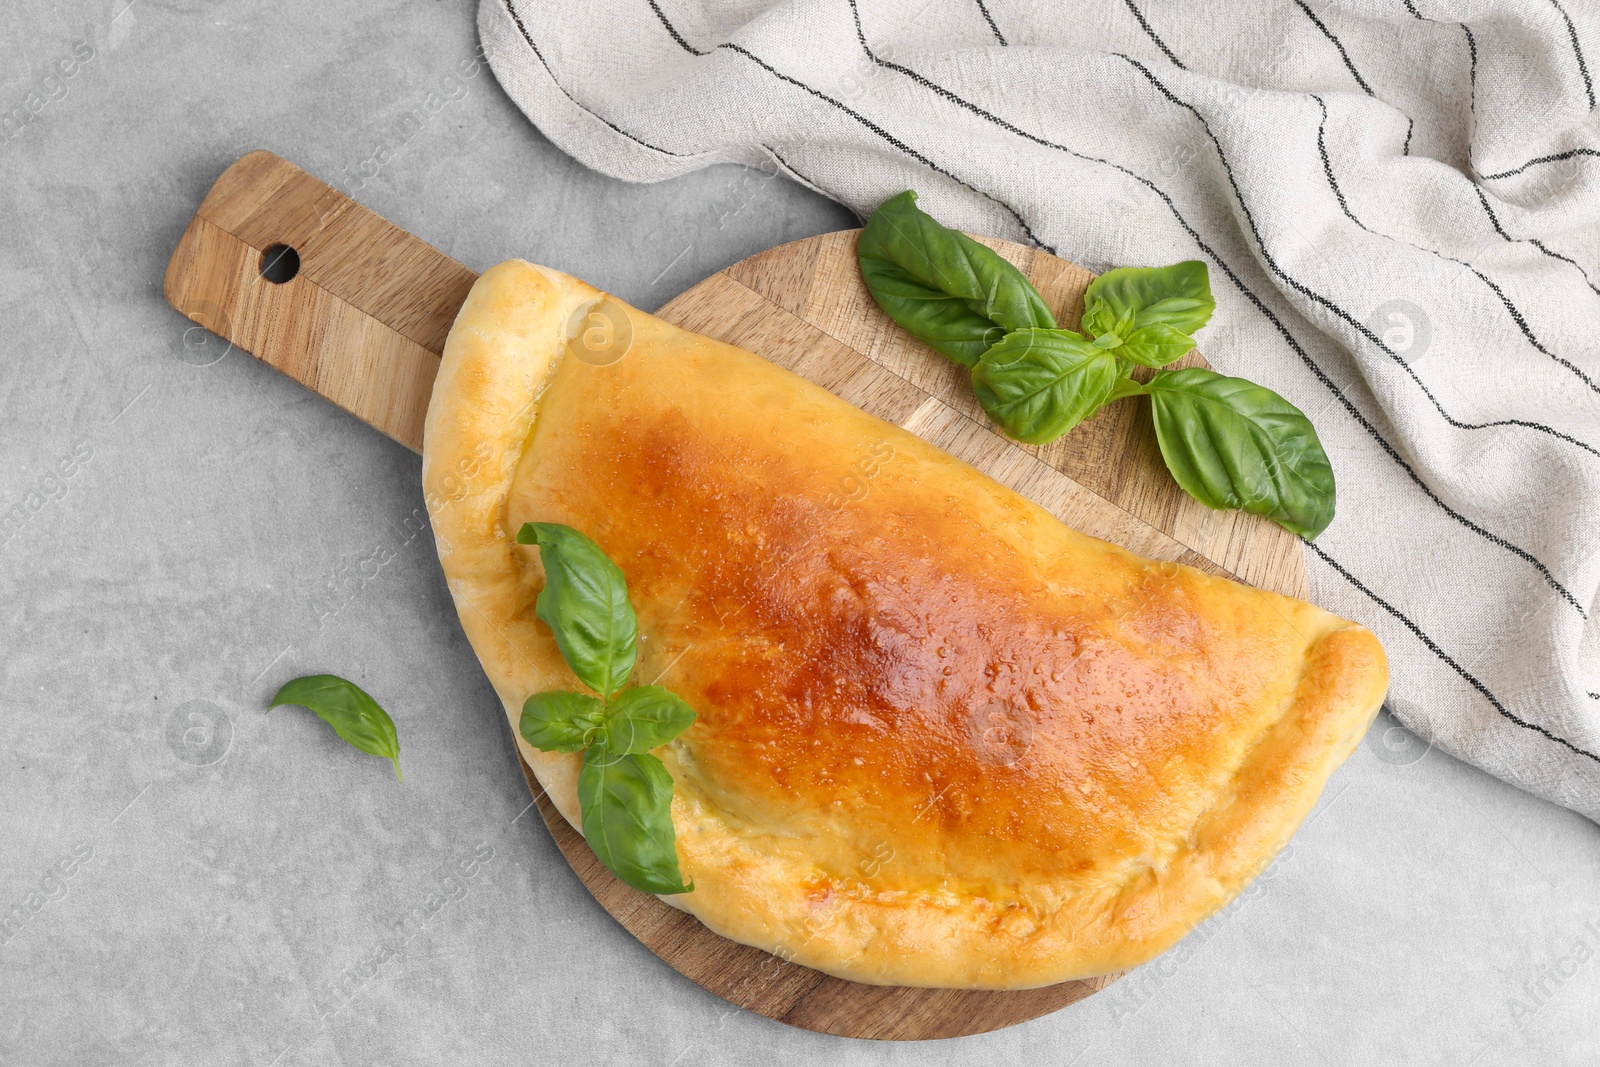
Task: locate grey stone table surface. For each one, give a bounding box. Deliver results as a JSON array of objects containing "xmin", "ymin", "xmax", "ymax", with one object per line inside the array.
[{"xmin": 2, "ymin": 1, "xmax": 1597, "ymax": 1064}]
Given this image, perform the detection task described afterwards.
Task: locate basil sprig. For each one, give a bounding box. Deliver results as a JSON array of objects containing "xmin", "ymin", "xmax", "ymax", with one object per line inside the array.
[
  {"xmin": 1080, "ymin": 261, "xmax": 1214, "ymax": 367},
  {"xmin": 858, "ymin": 192, "xmax": 1336, "ymax": 538},
  {"xmin": 269, "ymin": 675, "xmax": 403, "ymax": 781},
  {"xmin": 514, "ymin": 522, "xmax": 696, "ymax": 895},
  {"xmin": 858, "ymin": 190, "xmax": 1057, "ymax": 367}
]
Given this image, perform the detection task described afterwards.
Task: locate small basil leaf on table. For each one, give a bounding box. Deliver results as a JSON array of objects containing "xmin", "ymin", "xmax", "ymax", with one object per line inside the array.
[
  {"xmin": 516, "ymin": 522, "xmax": 638, "ymax": 698},
  {"xmin": 269, "ymin": 674, "xmax": 402, "ymax": 781},
  {"xmin": 859, "ymin": 190, "xmax": 1056, "ymax": 367},
  {"xmin": 972, "ymin": 329, "xmax": 1121, "ymax": 444},
  {"xmin": 602, "ymin": 685, "xmax": 697, "ymax": 755},
  {"xmin": 578, "ymin": 748, "xmax": 693, "ymax": 895},
  {"xmin": 1144, "ymin": 367, "xmax": 1337, "ymax": 538},
  {"xmin": 520, "ymin": 691, "xmax": 607, "ymax": 753},
  {"xmin": 1081, "ymin": 261, "xmax": 1215, "ymax": 343}
]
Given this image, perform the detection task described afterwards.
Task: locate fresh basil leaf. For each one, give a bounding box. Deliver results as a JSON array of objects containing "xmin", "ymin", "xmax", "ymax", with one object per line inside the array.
[
  {"xmin": 971, "ymin": 329, "xmax": 1121, "ymax": 444},
  {"xmin": 269, "ymin": 675, "xmax": 402, "ymax": 781},
  {"xmin": 516, "ymin": 522, "xmax": 638, "ymax": 698},
  {"xmin": 578, "ymin": 748, "xmax": 692, "ymax": 895},
  {"xmin": 1145, "ymin": 368, "xmax": 1336, "ymax": 538},
  {"xmin": 1081, "ymin": 261, "xmax": 1214, "ymax": 344},
  {"xmin": 520, "ymin": 691, "xmax": 607, "ymax": 753},
  {"xmin": 856, "ymin": 262, "xmax": 1007, "ymax": 368},
  {"xmin": 602, "ymin": 685, "xmax": 697, "ymax": 755},
  {"xmin": 1116, "ymin": 323, "xmax": 1197, "ymax": 368},
  {"xmin": 858, "ymin": 190, "xmax": 1056, "ymax": 367}
]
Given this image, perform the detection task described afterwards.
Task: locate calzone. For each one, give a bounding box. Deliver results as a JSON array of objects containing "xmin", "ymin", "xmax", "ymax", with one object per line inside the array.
[{"xmin": 422, "ymin": 259, "xmax": 1389, "ymax": 990}]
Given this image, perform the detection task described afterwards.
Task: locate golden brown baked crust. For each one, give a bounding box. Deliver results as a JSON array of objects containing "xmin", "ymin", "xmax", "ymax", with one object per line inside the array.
[{"xmin": 422, "ymin": 259, "xmax": 1389, "ymax": 990}]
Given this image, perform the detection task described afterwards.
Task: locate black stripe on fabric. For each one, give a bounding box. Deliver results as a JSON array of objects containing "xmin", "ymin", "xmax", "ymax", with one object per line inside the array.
[
  {"xmin": 1470, "ymin": 181, "xmax": 1512, "ymax": 240},
  {"xmin": 1412, "ymin": 14, "xmax": 1600, "ymax": 287},
  {"xmin": 498, "ymin": 0, "xmax": 687, "ymax": 157},
  {"xmin": 1536, "ymin": 239, "xmax": 1600, "ymax": 296},
  {"xmin": 646, "ymin": 0, "xmax": 703, "ymax": 54},
  {"xmin": 1293, "ymin": 0, "xmax": 1373, "ymax": 95},
  {"xmin": 1438, "ymin": 19, "xmax": 1597, "ymax": 290},
  {"xmin": 1483, "ymin": 147, "xmax": 1600, "ymax": 180},
  {"xmin": 1451, "ymin": 261, "xmax": 1600, "ymax": 397},
  {"xmin": 1121, "ymin": 56, "xmax": 1600, "ymax": 492},
  {"xmin": 835, "ymin": 1, "xmax": 1587, "ymax": 618},
  {"xmin": 1122, "ymin": 0, "xmax": 1187, "ymax": 71},
  {"xmin": 1401, "ymin": 6, "xmax": 1474, "ymax": 96},
  {"xmin": 974, "ymin": 0, "xmax": 1008, "ymax": 46},
  {"xmin": 1590, "ymin": 692, "xmax": 1600, "ymax": 700},
  {"xmin": 1313, "ymin": 96, "xmax": 1363, "ymax": 224},
  {"xmin": 1551, "ymin": 0, "xmax": 1596, "ymax": 109},
  {"xmin": 1403, "ymin": 116, "xmax": 1414, "ymax": 156},
  {"xmin": 1312, "ymin": 96, "xmax": 1600, "ymax": 402},
  {"xmin": 1470, "ymin": 180, "xmax": 1600, "ymax": 286},
  {"xmin": 1304, "ymin": 538, "xmax": 1600, "ymax": 764},
  {"xmin": 726, "ymin": 44, "xmax": 1054, "ymax": 250},
  {"xmin": 641, "ymin": 0, "xmax": 1054, "ymax": 251}
]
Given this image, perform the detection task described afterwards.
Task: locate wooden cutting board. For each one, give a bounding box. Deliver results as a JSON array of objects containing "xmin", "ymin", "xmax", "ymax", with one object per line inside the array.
[{"xmin": 164, "ymin": 150, "xmax": 1308, "ymax": 1041}]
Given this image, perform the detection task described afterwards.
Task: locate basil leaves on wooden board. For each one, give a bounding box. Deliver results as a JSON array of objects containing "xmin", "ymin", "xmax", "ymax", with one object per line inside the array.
[
  {"xmin": 1080, "ymin": 260, "xmax": 1215, "ymax": 366},
  {"xmin": 858, "ymin": 191, "xmax": 1336, "ymax": 538},
  {"xmin": 972, "ymin": 328, "xmax": 1121, "ymax": 445},
  {"xmin": 269, "ymin": 675, "xmax": 403, "ymax": 780},
  {"xmin": 515, "ymin": 522, "xmax": 696, "ymax": 895},
  {"xmin": 1142, "ymin": 368, "xmax": 1337, "ymax": 539},
  {"xmin": 858, "ymin": 190, "xmax": 1057, "ymax": 367}
]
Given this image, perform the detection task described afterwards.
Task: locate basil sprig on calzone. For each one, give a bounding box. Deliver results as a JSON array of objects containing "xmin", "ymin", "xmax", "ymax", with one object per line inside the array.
[{"xmin": 515, "ymin": 522, "xmax": 696, "ymax": 895}]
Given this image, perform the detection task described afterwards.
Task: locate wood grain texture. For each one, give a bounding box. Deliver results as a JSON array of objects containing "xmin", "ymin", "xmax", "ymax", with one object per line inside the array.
[
  {"xmin": 163, "ymin": 150, "xmax": 476, "ymax": 450},
  {"xmin": 164, "ymin": 151, "xmax": 1308, "ymax": 1041}
]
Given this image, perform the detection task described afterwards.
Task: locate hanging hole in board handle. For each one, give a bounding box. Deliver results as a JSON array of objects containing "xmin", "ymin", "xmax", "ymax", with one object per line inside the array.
[{"xmin": 260, "ymin": 243, "xmax": 300, "ymax": 284}]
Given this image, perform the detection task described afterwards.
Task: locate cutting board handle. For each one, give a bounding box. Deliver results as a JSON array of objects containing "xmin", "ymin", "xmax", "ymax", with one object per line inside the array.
[{"xmin": 163, "ymin": 150, "xmax": 479, "ymax": 452}]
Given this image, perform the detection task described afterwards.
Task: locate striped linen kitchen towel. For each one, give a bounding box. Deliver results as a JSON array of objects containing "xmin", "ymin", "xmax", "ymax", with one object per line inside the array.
[{"xmin": 477, "ymin": 0, "xmax": 1600, "ymax": 822}]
